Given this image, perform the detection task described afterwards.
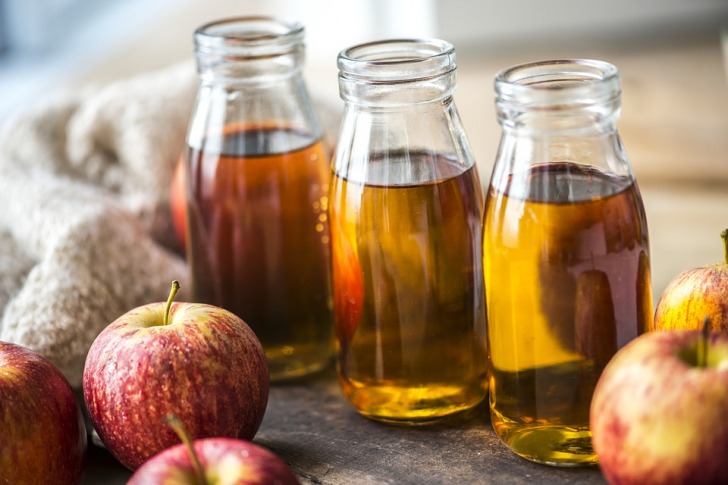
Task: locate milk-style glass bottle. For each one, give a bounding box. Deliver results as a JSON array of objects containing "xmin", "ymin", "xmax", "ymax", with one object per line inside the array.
[
  {"xmin": 185, "ymin": 17, "xmax": 333, "ymax": 381},
  {"xmin": 483, "ymin": 59, "xmax": 653, "ymax": 465},
  {"xmin": 330, "ymin": 39, "xmax": 488, "ymax": 424}
]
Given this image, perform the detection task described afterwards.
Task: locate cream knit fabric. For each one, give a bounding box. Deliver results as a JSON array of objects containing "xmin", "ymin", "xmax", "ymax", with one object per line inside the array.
[{"xmin": 0, "ymin": 62, "xmax": 205, "ymax": 388}]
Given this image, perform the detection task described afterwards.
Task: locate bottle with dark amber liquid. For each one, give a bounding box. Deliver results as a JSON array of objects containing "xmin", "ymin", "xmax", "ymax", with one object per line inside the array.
[
  {"xmin": 185, "ymin": 17, "xmax": 332, "ymax": 381},
  {"xmin": 330, "ymin": 39, "xmax": 488, "ymax": 424},
  {"xmin": 483, "ymin": 59, "xmax": 653, "ymax": 465}
]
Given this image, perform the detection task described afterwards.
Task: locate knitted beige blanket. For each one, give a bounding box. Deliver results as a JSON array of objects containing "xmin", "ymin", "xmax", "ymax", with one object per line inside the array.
[{"xmin": 0, "ymin": 62, "xmax": 340, "ymax": 388}]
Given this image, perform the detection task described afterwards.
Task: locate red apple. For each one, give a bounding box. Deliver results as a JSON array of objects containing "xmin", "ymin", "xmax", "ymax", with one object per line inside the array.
[
  {"xmin": 0, "ymin": 341, "xmax": 87, "ymax": 484},
  {"xmin": 171, "ymin": 155, "xmax": 187, "ymax": 253},
  {"xmin": 83, "ymin": 281, "xmax": 269, "ymax": 471},
  {"xmin": 129, "ymin": 417, "xmax": 299, "ymax": 485},
  {"xmin": 654, "ymin": 229, "xmax": 728, "ymax": 334},
  {"xmin": 591, "ymin": 327, "xmax": 728, "ymax": 484}
]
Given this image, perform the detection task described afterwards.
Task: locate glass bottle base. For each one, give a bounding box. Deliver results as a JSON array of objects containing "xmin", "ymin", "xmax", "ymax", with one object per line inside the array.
[
  {"xmin": 341, "ymin": 379, "xmax": 486, "ymax": 426},
  {"xmin": 265, "ymin": 343, "xmax": 332, "ymax": 382},
  {"xmin": 492, "ymin": 410, "xmax": 597, "ymax": 466}
]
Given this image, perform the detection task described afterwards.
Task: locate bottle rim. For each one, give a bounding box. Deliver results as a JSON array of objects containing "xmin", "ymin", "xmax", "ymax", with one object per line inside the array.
[
  {"xmin": 495, "ymin": 59, "xmax": 620, "ymax": 107},
  {"xmin": 337, "ymin": 38, "xmax": 456, "ymax": 83},
  {"xmin": 194, "ymin": 16, "xmax": 304, "ymax": 57}
]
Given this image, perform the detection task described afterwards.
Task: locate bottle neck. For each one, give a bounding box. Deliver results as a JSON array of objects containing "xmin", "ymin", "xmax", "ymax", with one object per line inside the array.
[
  {"xmin": 495, "ymin": 59, "xmax": 622, "ymax": 136},
  {"xmin": 338, "ymin": 70, "xmax": 456, "ymax": 108},
  {"xmin": 337, "ymin": 38, "xmax": 457, "ymax": 108},
  {"xmin": 193, "ymin": 16, "xmax": 305, "ymax": 86},
  {"xmin": 497, "ymin": 98, "xmax": 621, "ymax": 137},
  {"xmin": 332, "ymin": 38, "xmax": 474, "ymax": 185},
  {"xmin": 490, "ymin": 60, "xmax": 633, "ymax": 192},
  {"xmin": 187, "ymin": 16, "xmax": 323, "ymax": 149},
  {"xmin": 195, "ymin": 50, "xmax": 304, "ymax": 86}
]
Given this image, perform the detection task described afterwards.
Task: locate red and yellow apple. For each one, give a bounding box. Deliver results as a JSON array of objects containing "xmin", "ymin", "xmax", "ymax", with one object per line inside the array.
[
  {"xmin": 654, "ymin": 229, "xmax": 728, "ymax": 333},
  {"xmin": 0, "ymin": 341, "xmax": 87, "ymax": 484},
  {"xmin": 128, "ymin": 423, "xmax": 299, "ymax": 485},
  {"xmin": 590, "ymin": 328, "xmax": 728, "ymax": 484},
  {"xmin": 83, "ymin": 281, "xmax": 269, "ymax": 471}
]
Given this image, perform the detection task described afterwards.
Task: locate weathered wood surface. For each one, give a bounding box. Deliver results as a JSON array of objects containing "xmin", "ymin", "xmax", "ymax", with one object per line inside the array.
[{"xmin": 84, "ymin": 367, "xmax": 605, "ymax": 484}]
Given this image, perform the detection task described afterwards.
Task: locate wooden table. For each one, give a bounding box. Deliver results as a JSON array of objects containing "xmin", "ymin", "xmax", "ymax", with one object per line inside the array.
[{"xmin": 83, "ymin": 366, "xmax": 605, "ymax": 484}]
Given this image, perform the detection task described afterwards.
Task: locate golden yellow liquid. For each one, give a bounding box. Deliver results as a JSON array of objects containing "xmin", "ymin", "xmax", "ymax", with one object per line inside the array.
[
  {"xmin": 483, "ymin": 163, "xmax": 652, "ymax": 465},
  {"xmin": 330, "ymin": 157, "xmax": 487, "ymax": 424}
]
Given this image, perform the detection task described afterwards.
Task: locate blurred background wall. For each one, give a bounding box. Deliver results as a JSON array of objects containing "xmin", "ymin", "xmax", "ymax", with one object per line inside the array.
[{"xmin": 1, "ymin": 0, "xmax": 727, "ymax": 118}]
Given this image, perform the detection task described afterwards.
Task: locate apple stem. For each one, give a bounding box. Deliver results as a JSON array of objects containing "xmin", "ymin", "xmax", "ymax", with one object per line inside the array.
[
  {"xmin": 166, "ymin": 415, "xmax": 208, "ymax": 485},
  {"xmin": 722, "ymin": 229, "xmax": 728, "ymax": 265},
  {"xmin": 698, "ymin": 317, "xmax": 711, "ymax": 368},
  {"xmin": 164, "ymin": 281, "xmax": 180, "ymax": 326}
]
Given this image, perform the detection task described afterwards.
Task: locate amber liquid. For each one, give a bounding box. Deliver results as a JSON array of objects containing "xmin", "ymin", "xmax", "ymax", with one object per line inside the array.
[
  {"xmin": 330, "ymin": 154, "xmax": 487, "ymax": 424},
  {"xmin": 483, "ymin": 162, "xmax": 652, "ymax": 465},
  {"xmin": 186, "ymin": 126, "xmax": 333, "ymax": 381}
]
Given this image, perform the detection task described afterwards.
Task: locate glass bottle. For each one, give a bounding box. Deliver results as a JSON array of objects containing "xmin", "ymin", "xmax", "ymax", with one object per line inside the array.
[
  {"xmin": 329, "ymin": 39, "xmax": 488, "ymax": 424},
  {"xmin": 185, "ymin": 17, "xmax": 333, "ymax": 381},
  {"xmin": 483, "ymin": 59, "xmax": 653, "ymax": 465}
]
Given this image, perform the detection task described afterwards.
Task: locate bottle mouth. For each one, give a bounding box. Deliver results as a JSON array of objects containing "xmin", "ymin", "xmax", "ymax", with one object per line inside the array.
[
  {"xmin": 337, "ymin": 39, "xmax": 457, "ymax": 106},
  {"xmin": 495, "ymin": 59, "xmax": 620, "ymax": 108},
  {"xmin": 338, "ymin": 38, "xmax": 456, "ymax": 83},
  {"xmin": 194, "ymin": 16, "xmax": 304, "ymax": 58}
]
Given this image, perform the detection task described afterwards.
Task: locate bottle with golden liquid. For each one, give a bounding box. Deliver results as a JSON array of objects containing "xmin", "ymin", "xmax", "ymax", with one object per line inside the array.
[
  {"xmin": 483, "ymin": 59, "xmax": 653, "ymax": 465},
  {"xmin": 330, "ymin": 39, "xmax": 488, "ymax": 424},
  {"xmin": 185, "ymin": 17, "xmax": 333, "ymax": 381}
]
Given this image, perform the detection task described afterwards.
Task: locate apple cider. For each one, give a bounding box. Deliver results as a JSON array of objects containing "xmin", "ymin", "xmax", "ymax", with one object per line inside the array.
[
  {"xmin": 330, "ymin": 154, "xmax": 488, "ymax": 424},
  {"xmin": 186, "ymin": 126, "xmax": 333, "ymax": 381},
  {"xmin": 484, "ymin": 162, "xmax": 653, "ymax": 465}
]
